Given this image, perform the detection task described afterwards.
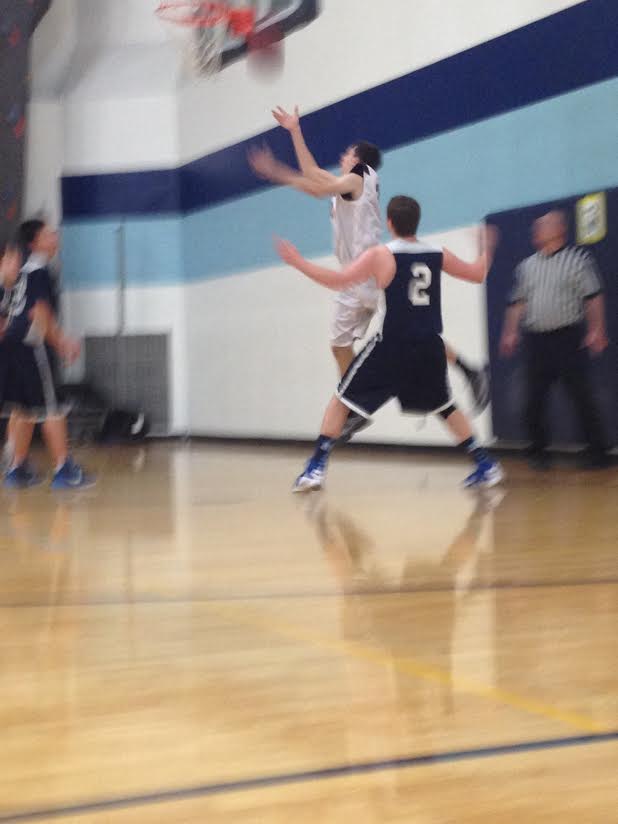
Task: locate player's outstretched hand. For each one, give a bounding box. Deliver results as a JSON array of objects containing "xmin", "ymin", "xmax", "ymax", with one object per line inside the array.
[
  {"xmin": 272, "ymin": 105, "xmax": 299, "ymax": 131},
  {"xmin": 248, "ymin": 144, "xmax": 277, "ymax": 180},
  {"xmin": 275, "ymin": 237, "xmax": 304, "ymax": 269}
]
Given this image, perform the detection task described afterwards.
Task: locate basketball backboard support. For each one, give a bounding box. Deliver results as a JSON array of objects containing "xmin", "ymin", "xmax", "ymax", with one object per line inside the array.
[{"xmin": 197, "ymin": 0, "xmax": 319, "ymax": 71}]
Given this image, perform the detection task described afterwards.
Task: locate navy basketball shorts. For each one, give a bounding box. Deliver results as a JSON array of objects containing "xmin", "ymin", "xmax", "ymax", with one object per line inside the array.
[
  {"xmin": 336, "ymin": 334, "xmax": 452, "ymax": 418},
  {"xmin": 3, "ymin": 341, "xmax": 67, "ymax": 422}
]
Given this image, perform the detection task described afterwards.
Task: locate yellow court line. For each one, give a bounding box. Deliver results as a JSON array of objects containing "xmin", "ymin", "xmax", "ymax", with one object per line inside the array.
[{"xmin": 206, "ymin": 602, "xmax": 605, "ymax": 735}]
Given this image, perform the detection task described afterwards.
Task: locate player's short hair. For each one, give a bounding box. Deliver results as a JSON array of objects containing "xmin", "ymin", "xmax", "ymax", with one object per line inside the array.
[
  {"xmin": 353, "ymin": 141, "xmax": 382, "ymax": 171},
  {"xmin": 0, "ymin": 237, "xmax": 20, "ymax": 259},
  {"xmin": 387, "ymin": 196, "xmax": 421, "ymax": 236},
  {"xmin": 16, "ymin": 218, "xmax": 46, "ymax": 254}
]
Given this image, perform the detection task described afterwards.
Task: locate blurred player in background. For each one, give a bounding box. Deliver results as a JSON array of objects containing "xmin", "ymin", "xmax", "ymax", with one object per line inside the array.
[{"xmin": 0, "ymin": 226, "xmax": 94, "ymax": 489}]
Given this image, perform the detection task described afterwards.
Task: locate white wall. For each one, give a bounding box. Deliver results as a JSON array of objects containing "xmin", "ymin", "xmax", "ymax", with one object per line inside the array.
[
  {"xmin": 28, "ymin": 0, "xmax": 585, "ymax": 173},
  {"xmin": 24, "ymin": 0, "xmax": 588, "ymax": 443},
  {"xmin": 62, "ymin": 94, "xmax": 180, "ymax": 175},
  {"xmin": 23, "ymin": 101, "xmax": 64, "ymax": 225},
  {"xmin": 25, "ymin": 0, "xmax": 587, "ymax": 179},
  {"xmin": 29, "ymin": 0, "xmax": 78, "ymax": 99},
  {"xmin": 178, "ymin": 0, "xmax": 585, "ymax": 161},
  {"xmin": 29, "ymin": 0, "xmax": 181, "ymax": 175},
  {"xmin": 186, "ymin": 225, "xmax": 493, "ymax": 444},
  {"xmin": 74, "ymin": 0, "xmax": 171, "ymax": 47}
]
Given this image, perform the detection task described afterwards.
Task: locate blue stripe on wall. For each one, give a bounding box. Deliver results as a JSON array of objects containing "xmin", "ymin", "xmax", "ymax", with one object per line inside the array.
[
  {"xmin": 182, "ymin": 186, "xmax": 330, "ymax": 282},
  {"xmin": 61, "ymin": 216, "xmax": 184, "ymax": 289},
  {"xmin": 382, "ymin": 77, "xmax": 618, "ymax": 235},
  {"xmin": 62, "ymin": 77, "xmax": 618, "ymax": 287},
  {"xmin": 63, "ymin": 170, "xmax": 181, "ymax": 219},
  {"xmin": 62, "ymin": 0, "xmax": 618, "ymax": 219}
]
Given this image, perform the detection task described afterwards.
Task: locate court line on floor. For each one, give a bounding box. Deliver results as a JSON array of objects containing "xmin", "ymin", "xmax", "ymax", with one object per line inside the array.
[
  {"xmin": 0, "ymin": 731, "xmax": 616, "ymax": 822},
  {"xmin": 1, "ymin": 575, "xmax": 617, "ymax": 610},
  {"xmin": 205, "ymin": 602, "xmax": 606, "ymax": 734}
]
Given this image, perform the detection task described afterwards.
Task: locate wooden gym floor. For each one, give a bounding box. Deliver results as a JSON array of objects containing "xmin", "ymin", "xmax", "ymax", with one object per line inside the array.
[{"xmin": 1, "ymin": 442, "xmax": 616, "ymax": 822}]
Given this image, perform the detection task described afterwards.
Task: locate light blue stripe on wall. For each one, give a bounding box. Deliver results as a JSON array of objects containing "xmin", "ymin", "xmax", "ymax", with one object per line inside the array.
[
  {"xmin": 184, "ymin": 77, "xmax": 618, "ymax": 280},
  {"xmin": 183, "ymin": 185, "xmax": 331, "ymax": 283},
  {"xmin": 62, "ymin": 215, "xmax": 184, "ymax": 289},
  {"xmin": 63, "ymin": 78, "xmax": 618, "ymax": 289},
  {"xmin": 382, "ymin": 76, "xmax": 618, "ymax": 235}
]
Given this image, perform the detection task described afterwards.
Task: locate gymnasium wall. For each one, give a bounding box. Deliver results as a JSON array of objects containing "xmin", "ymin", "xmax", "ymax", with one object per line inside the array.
[
  {"xmin": 0, "ymin": 0, "xmax": 51, "ymax": 248},
  {"xmin": 25, "ymin": 0, "xmax": 618, "ymax": 440}
]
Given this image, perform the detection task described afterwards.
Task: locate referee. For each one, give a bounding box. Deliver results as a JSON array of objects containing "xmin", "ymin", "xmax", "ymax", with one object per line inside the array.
[{"xmin": 500, "ymin": 210, "xmax": 610, "ymax": 469}]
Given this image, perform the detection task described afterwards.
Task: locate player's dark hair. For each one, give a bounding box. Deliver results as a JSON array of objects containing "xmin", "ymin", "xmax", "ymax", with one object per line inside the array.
[
  {"xmin": 16, "ymin": 218, "xmax": 46, "ymax": 254},
  {"xmin": 387, "ymin": 196, "xmax": 421, "ymax": 236},
  {"xmin": 353, "ymin": 141, "xmax": 382, "ymax": 171},
  {"xmin": 0, "ymin": 237, "xmax": 21, "ymax": 259}
]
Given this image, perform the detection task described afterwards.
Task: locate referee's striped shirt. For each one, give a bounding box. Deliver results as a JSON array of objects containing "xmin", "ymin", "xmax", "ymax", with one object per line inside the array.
[{"xmin": 509, "ymin": 246, "xmax": 603, "ymax": 332}]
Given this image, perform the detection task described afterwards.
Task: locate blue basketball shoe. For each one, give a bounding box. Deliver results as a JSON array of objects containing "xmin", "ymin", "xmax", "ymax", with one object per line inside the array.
[{"xmin": 463, "ymin": 460, "xmax": 504, "ymax": 489}]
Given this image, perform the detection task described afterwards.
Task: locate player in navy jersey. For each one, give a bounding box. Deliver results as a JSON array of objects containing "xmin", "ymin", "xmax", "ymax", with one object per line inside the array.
[
  {"xmin": 2, "ymin": 219, "xmax": 60, "ymax": 469},
  {"xmin": 276, "ymin": 195, "xmax": 504, "ymax": 490},
  {"xmin": 0, "ymin": 226, "xmax": 94, "ymax": 490}
]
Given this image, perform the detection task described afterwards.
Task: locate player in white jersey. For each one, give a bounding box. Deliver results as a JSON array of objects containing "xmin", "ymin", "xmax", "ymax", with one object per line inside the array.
[
  {"xmin": 249, "ymin": 106, "xmax": 490, "ymax": 409},
  {"xmin": 250, "ymin": 110, "xmax": 383, "ymax": 376},
  {"xmin": 329, "ymin": 149, "xmax": 382, "ymax": 372}
]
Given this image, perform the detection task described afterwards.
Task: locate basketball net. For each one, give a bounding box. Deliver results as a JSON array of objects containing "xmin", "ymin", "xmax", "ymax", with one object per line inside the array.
[
  {"xmin": 156, "ymin": 1, "xmax": 255, "ymax": 77},
  {"xmin": 193, "ymin": 18, "xmax": 228, "ymax": 76}
]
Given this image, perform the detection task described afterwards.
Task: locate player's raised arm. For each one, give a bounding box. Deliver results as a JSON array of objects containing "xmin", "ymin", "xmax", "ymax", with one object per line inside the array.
[
  {"xmin": 276, "ymin": 239, "xmax": 395, "ymax": 291},
  {"xmin": 249, "ymin": 145, "xmax": 362, "ymax": 200},
  {"xmin": 272, "ymin": 105, "xmax": 345, "ymax": 190},
  {"xmin": 284, "ymin": 169, "xmax": 362, "ymax": 200},
  {"xmin": 272, "ymin": 106, "xmax": 316, "ymax": 175},
  {"xmin": 442, "ymin": 225, "xmax": 499, "ymax": 284}
]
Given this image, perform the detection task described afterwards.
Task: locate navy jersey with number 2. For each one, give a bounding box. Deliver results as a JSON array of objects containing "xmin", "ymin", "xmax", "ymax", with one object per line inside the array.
[{"xmin": 381, "ymin": 239, "xmax": 443, "ymax": 342}]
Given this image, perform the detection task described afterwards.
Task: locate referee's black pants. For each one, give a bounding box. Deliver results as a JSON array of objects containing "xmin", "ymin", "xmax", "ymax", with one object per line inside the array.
[{"xmin": 524, "ymin": 324, "xmax": 607, "ymax": 456}]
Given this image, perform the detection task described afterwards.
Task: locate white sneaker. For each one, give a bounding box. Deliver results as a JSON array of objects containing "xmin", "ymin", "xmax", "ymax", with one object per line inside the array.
[{"xmin": 292, "ymin": 466, "xmax": 325, "ymax": 493}]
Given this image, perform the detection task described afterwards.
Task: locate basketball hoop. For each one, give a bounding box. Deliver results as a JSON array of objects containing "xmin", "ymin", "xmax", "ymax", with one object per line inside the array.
[{"xmin": 156, "ymin": 1, "xmax": 255, "ymax": 77}]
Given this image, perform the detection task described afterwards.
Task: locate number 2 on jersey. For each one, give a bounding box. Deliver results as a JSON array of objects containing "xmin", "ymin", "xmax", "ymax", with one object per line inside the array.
[{"xmin": 409, "ymin": 263, "xmax": 432, "ymax": 306}]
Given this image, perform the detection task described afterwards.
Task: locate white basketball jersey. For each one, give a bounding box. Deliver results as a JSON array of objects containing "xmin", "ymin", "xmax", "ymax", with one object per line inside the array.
[{"xmin": 331, "ymin": 165, "xmax": 382, "ymax": 266}]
